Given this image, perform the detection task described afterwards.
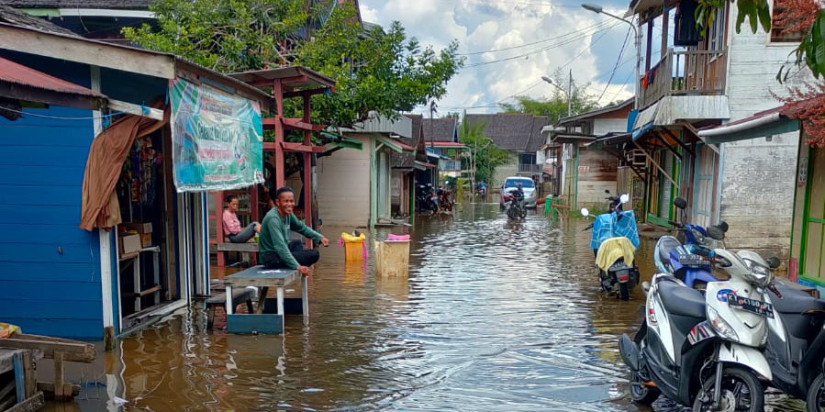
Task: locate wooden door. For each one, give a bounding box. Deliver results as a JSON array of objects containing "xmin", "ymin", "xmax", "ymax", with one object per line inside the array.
[{"xmin": 802, "ymin": 147, "xmax": 825, "ymax": 281}]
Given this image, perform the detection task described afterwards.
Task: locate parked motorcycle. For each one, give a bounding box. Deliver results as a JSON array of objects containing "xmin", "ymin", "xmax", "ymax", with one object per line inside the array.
[
  {"xmin": 619, "ymin": 235, "xmax": 778, "ymax": 411},
  {"xmin": 416, "ymin": 184, "xmax": 438, "ymax": 213},
  {"xmin": 582, "ymin": 193, "xmax": 640, "ymax": 301},
  {"xmin": 437, "ymin": 186, "xmax": 453, "ymax": 212},
  {"xmin": 506, "ymin": 186, "xmax": 526, "ymax": 221},
  {"xmin": 760, "ymin": 277, "xmax": 825, "ymax": 412},
  {"xmin": 654, "ymin": 196, "xmax": 727, "ymax": 290},
  {"xmin": 604, "ymin": 189, "xmax": 627, "ymax": 212}
]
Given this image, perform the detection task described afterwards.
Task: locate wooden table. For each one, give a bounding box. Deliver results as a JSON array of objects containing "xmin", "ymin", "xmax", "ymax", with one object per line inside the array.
[{"xmin": 223, "ymin": 266, "xmax": 308, "ymax": 332}]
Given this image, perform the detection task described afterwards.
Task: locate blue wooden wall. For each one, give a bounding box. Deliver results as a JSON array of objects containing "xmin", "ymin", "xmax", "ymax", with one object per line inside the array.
[{"xmin": 0, "ymin": 53, "xmax": 103, "ymax": 339}]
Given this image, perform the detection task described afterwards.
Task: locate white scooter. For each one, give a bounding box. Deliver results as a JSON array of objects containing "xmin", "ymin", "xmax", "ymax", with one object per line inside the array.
[{"xmin": 620, "ymin": 227, "xmax": 777, "ymax": 411}]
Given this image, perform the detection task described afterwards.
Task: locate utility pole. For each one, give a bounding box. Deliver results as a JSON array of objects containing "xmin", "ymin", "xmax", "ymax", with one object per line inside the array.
[{"xmin": 567, "ymin": 69, "xmax": 572, "ymax": 117}]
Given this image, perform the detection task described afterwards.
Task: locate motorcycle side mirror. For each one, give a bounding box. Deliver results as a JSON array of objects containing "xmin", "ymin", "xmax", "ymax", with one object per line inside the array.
[
  {"xmin": 673, "ymin": 197, "xmax": 688, "ymax": 210},
  {"xmin": 581, "ymin": 208, "xmax": 589, "ymax": 217},
  {"xmin": 767, "ymin": 257, "xmax": 781, "ymax": 269},
  {"xmin": 620, "ymin": 194, "xmax": 630, "ymax": 204},
  {"xmin": 718, "ymin": 221, "xmax": 729, "ymax": 233},
  {"xmin": 707, "ymin": 226, "xmax": 725, "ymax": 240}
]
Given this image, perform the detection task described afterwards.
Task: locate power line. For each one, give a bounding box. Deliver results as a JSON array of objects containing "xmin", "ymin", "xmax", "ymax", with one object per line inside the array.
[
  {"xmin": 462, "ymin": 21, "xmax": 620, "ymax": 69},
  {"xmin": 457, "ymin": 20, "xmax": 610, "ymax": 56},
  {"xmin": 596, "ymin": 26, "xmax": 631, "ymax": 102}
]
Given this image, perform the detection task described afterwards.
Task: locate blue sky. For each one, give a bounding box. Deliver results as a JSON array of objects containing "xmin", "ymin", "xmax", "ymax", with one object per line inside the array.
[{"xmin": 359, "ymin": 0, "xmax": 641, "ymax": 115}]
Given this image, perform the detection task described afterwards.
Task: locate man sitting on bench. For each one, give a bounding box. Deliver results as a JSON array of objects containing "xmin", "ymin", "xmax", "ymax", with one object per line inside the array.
[
  {"xmin": 260, "ymin": 187, "xmax": 329, "ymax": 276},
  {"xmin": 223, "ymin": 195, "xmax": 261, "ymax": 243}
]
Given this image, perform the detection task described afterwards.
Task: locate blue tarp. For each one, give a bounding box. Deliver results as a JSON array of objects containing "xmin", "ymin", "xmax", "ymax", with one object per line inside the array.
[
  {"xmin": 590, "ymin": 210, "xmax": 640, "ymax": 250},
  {"xmin": 631, "ymin": 121, "xmax": 654, "ymax": 141}
]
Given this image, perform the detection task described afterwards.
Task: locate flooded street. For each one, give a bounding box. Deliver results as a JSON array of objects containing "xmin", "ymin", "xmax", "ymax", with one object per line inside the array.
[{"xmin": 60, "ymin": 204, "xmax": 806, "ymax": 411}]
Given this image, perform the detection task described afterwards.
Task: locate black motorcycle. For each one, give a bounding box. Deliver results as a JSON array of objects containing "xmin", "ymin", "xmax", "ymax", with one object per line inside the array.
[
  {"xmin": 506, "ymin": 188, "xmax": 526, "ymax": 221},
  {"xmin": 416, "ymin": 184, "xmax": 438, "ymax": 213}
]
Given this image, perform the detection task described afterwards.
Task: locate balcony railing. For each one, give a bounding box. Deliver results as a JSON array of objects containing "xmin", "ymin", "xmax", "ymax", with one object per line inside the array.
[
  {"xmin": 440, "ymin": 159, "xmax": 462, "ymax": 171},
  {"xmin": 518, "ymin": 164, "xmax": 541, "ymax": 174},
  {"xmin": 639, "ymin": 48, "xmax": 727, "ymax": 110}
]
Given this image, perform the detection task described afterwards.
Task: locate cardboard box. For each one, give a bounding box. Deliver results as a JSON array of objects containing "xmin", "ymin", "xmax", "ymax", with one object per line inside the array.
[
  {"xmin": 124, "ymin": 222, "xmax": 152, "ymax": 234},
  {"xmin": 120, "ymin": 234, "xmax": 141, "ymax": 256},
  {"xmin": 140, "ymin": 233, "xmax": 152, "ymax": 248}
]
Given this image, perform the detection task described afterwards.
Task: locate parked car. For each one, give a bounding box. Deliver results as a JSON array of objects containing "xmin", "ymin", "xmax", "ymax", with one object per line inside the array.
[{"xmin": 499, "ymin": 177, "xmax": 537, "ymax": 210}]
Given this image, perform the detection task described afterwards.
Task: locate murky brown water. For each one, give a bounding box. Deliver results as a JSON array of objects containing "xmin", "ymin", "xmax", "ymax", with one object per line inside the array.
[{"xmin": 50, "ymin": 203, "xmax": 806, "ymax": 411}]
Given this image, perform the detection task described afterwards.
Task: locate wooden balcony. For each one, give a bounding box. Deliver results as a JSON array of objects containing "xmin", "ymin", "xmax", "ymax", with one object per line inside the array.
[{"xmin": 639, "ymin": 48, "xmax": 727, "ymax": 110}]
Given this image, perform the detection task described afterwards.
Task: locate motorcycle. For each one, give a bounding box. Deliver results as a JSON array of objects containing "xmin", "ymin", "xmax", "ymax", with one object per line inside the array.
[
  {"xmin": 604, "ymin": 189, "xmax": 626, "ymax": 212},
  {"xmin": 582, "ymin": 193, "xmax": 640, "ymax": 301},
  {"xmin": 416, "ymin": 184, "xmax": 438, "ymax": 213},
  {"xmin": 761, "ymin": 278, "xmax": 825, "ymax": 412},
  {"xmin": 654, "ymin": 196, "xmax": 727, "ymax": 290},
  {"xmin": 437, "ymin": 186, "xmax": 453, "ymax": 212},
  {"xmin": 476, "ymin": 182, "xmax": 487, "ymax": 199},
  {"xmin": 620, "ymin": 232, "xmax": 777, "ymax": 411},
  {"xmin": 506, "ymin": 187, "xmax": 527, "ymax": 221}
]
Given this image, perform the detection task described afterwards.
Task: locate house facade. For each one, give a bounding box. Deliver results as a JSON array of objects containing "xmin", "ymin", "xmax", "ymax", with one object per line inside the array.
[
  {"xmin": 621, "ymin": 0, "xmax": 805, "ymax": 260},
  {"xmin": 422, "ymin": 117, "xmax": 465, "ymax": 183},
  {"xmin": 465, "ymin": 113, "xmax": 547, "ymax": 191},
  {"xmin": 543, "ymin": 100, "xmax": 633, "ymax": 210},
  {"xmin": 0, "ymin": 20, "xmax": 270, "ymax": 343},
  {"xmin": 317, "ymin": 114, "xmax": 414, "ymax": 227}
]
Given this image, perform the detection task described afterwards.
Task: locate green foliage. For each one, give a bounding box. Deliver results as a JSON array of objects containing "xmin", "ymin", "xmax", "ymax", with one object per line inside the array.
[
  {"xmin": 457, "ymin": 119, "xmax": 511, "ymax": 185},
  {"xmin": 499, "ymin": 69, "xmax": 598, "ymax": 124},
  {"xmin": 124, "ymin": 0, "xmax": 464, "ymax": 128},
  {"xmin": 695, "ymin": 0, "xmax": 770, "ymax": 37}
]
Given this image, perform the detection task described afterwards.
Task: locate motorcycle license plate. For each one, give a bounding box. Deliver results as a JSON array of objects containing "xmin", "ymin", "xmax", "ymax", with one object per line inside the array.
[
  {"xmin": 727, "ymin": 293, "xmax": 774, "ymax": 318},
  {"xmin": 678, "ymin": 254, "xmax": 705, "ymax": 267}
]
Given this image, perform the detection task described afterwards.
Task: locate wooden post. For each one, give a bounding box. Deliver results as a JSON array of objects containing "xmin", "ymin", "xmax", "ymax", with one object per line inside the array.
[
  {"xmin": 273, "ymin": 81, "xmax": 286, "ymax": 189},
  {"xmin": 53, "ymin": 352, "xmax": 65, "ymax": 401}
]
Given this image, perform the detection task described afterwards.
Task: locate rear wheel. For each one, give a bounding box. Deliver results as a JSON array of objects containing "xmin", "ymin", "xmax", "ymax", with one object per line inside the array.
[
  {"xmin": 619, "ymin": 283, "xmax": 630, "ymax": 301},
  {"xmin": 806, "ymin": 372, "xmax": 825, "ymax": 412},
  {"xmin": 630, "ymin": 371, "xmax": 660, "ymax": 405},
  {"xmin": 692, "ymin": 367, "xmax": 763, "ymax": 412}
]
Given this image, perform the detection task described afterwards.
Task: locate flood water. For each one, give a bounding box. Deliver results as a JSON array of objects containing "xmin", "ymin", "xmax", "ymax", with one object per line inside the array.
[{"xmin": 53, "ymin": 203, "xmax": 806, "ymax": 411}]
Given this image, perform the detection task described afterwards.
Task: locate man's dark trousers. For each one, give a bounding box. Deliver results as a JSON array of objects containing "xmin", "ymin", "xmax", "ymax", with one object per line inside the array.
[{"xmin": 262, "ymin": 240, "xmax": 319, "ymax": 268}]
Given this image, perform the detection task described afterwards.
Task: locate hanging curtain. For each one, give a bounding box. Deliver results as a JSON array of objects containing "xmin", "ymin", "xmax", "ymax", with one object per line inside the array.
[{"xmin": 79, "ymin": 110, "xmax": 168, "ymax": 231}]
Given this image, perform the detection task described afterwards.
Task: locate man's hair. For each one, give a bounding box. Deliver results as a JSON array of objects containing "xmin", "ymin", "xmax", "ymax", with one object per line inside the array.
[
  {"xmin": 226, "ymin": 194, "xmax": 238, "ymax": 204},
  {"xmin": 274, "ymin": 186, "xmax": 294, "ymax": 201}
]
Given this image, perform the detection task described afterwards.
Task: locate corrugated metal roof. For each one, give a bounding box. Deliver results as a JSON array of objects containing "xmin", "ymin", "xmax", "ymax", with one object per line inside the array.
[
  {"xmin": 421, "ymin": 117, "xmax": 457, "ymax": 142},
  {"xmin": 0, "ymin": 4, "xmax": 76, "ymax": 35},
  {"xmin": 465, "ymin": 113, "xmax": 548, "ymax": 153},
  {"xmin": 5, "ymin": 1, "xmax": 150, "ymax": 9},
  {"xmin": 0, "ymin": 55, "xmax": 104, "ymax": 98}
]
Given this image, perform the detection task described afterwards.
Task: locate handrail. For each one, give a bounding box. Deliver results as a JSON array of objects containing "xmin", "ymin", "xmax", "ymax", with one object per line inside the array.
[{"xmin": 639, "ymin": 48, "xmax": 727, "ymax": 110}]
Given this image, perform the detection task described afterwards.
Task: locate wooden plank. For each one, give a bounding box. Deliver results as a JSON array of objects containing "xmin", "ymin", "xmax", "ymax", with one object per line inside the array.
[
  {"xmin": 223, "ymin": 267, "xmax": 299, "ymax": 288},
  {"xmin": 37, "ymin": 382, "xmax": 79, "ymax": 397},
  {"xmin": 13, "ymin": 352, "xmax": 24, "ymax": 403},
  {"xmin": 0, "ymin": 349, "xmax": 18, "ymax": 374},
  {"xmin": 106, "ymin": 99, "xmax": 165, "ymax": 121},
  {"xmin": 5, "ymin": 392, "xmax": 44, "ymax": 412},
  {"xmin": 226, "ymin": 314, "xmax": 283, "ymax": 334},
  {"xmin": 281, "ymin": 118, "xmax": 325, "ymax": 132},
  {"xmin": 216, "ymin": 243, "xmax": 259, "ymax": 252},
  {"xmin": 0, "ymin": 334, "xmax": 95, "ymax": 363},
  {"xmin": 281, "ymin": 142, "xmax": 326, "ymax": 153},
  {"xmin": 0, "ymin": 24, "xmax": 176, "ymax": 79},
  {"xmin": 22, "ymin": 351, "xmax": 34, "ymax": 398}
]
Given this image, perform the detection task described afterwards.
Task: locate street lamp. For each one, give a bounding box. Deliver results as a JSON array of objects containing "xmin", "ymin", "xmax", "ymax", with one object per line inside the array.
[
  {"xmin": 581, "ymin": 3, "xmax": 641, "ymax": 110},
  {"xmin": 541, "ymin": 72, "xmax": 572, "ymax": 117}
]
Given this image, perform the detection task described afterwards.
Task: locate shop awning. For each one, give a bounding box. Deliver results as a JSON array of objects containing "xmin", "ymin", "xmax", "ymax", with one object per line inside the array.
[
  {"xmin": 415, "ymin": 160, "xmax": 436, "ymax": 169},
  {"xmin": 697, "ymin": 107, "xmax": 800, "ymax": 144},
  {"xmin": 552, "ymin": 133, "xmax": 596, "ymax": 144}
]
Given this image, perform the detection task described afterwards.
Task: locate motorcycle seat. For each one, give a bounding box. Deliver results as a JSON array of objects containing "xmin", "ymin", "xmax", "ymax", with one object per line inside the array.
[
  {"xmin": 658, "ymin": 280, "xmax": 706, "ymax": 319},
  {"xmin": 657, "ymin": 236, "xmax": 682, "ymax": 267},
  {"xmin": 771, "ymin": 283, "xmax": 825, "ymax": 314}
]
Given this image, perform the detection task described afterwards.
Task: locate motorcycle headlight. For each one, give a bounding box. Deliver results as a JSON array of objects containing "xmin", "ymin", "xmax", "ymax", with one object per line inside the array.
[
  {"xmin": 692, "ymin": 229, "xmax": 706, "ymax": 245},
  {"xmin": 707, "ymin": 306, "xmax": 739, "ymax": 341},
  {"xmin": 742, "ymin": 258, "xmax": 774, "ymax": 288}
]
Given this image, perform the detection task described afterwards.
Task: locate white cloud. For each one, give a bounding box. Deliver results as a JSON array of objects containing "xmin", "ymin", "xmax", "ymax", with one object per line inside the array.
[{"xmin": 359, "ymin": 0, "xmax": 636, "ymax": 117}]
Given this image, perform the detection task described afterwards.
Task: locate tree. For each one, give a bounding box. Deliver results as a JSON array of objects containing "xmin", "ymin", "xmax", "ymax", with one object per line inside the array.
[
  {"xmin": 457, "ymin": 119, "xmax": 510, "ymax": 186},
  {"xmin": 499, "ymin": 69, "xmax": 598, "ymax": 124},
  {"xmin": 123, "ymin": 0, "xmax": 464, "ymax": 128}
]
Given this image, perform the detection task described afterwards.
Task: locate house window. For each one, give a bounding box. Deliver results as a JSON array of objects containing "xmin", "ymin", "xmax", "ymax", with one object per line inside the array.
[
  {"xmin": 771, "ymin": 0, "xmax": 806, "ymax": 42},
  {"xmin": 708, "ymin": 5, "xmax": 726, "ymax": 51}
]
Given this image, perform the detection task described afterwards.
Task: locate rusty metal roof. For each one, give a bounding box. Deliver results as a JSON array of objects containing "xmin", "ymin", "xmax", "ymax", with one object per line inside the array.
[
  {"xmin": 4, "ymin": 1, "xmax": 150, "ymax": 9},
  {"xmin": 0, "ymin": 56, "xmax": 104, "ymax": 98}
]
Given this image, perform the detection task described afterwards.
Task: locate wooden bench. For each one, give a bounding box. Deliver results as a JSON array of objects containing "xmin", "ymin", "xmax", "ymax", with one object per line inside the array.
[
  {"xmin": 223, "ymin": 265, "xmax": 307, "ymax": 334},
  {"xmin": 204, "ymin": 288, "xmax": 256, "ymax": 329},
  {"xmin": 216, "ymin": 242, "xmax": 259, "ymax": 267}
]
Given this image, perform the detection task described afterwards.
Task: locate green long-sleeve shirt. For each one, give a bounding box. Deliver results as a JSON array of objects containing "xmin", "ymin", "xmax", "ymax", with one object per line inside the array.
[{"xmin": 259, "ymin": 209, "xmax": 323, "ymax": 269}]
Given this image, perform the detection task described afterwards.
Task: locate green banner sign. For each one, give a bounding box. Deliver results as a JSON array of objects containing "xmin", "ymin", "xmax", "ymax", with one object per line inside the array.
[{"xmin": 169, "ymin": 78, "xmax": 263, "ymax": 192}]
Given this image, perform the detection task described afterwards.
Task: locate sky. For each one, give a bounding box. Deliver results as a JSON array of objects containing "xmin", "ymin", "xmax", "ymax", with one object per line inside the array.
[{"xmin": 358, "ymin": 0, "xmax": 642, "ymax": 117}]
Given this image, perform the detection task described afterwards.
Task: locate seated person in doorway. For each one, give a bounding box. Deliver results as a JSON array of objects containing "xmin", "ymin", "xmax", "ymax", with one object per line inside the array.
[
  {"xmin": 223, "ymin": 195, "xmax": 261, "ymax": 243},
  {"xmin": 260, "ymin": 187, "xmax": 329, "ymax": 276}
]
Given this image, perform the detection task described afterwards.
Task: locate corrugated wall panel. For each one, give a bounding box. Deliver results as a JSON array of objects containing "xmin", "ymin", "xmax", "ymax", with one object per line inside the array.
[{"xmin": 0, "ymin": 104, "xmax": 102, "ymax": 339}]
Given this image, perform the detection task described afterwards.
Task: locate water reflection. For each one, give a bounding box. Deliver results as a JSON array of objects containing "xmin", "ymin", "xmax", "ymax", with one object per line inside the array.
[{"xmin": 53, "ymin": 203, "xmax": 806, "ymax": 411}]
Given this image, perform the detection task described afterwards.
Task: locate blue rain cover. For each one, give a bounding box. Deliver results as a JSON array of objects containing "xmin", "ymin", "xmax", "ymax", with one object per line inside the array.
[{"xmin": 590, "ymin": 210, "xmax": 640, "ymax": 250}]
